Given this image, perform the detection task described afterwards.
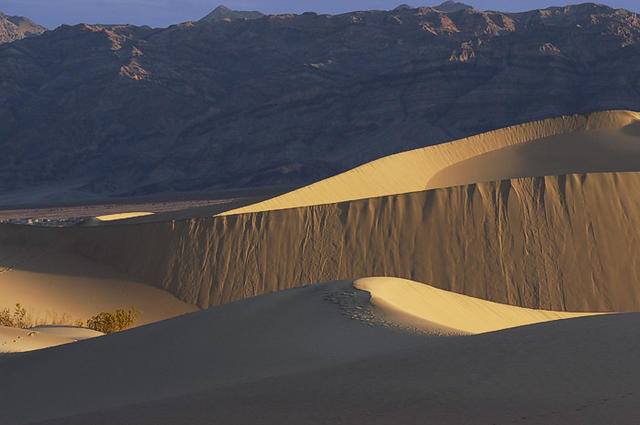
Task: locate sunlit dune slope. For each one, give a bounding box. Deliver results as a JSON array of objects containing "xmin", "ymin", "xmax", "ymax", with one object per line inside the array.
[
  {"xmin": 0, "ymin": 326, "xmax": 74, "ymax": 353},
  {"xmin": 0, "ymin": 244, "xmax": 197, "ymax": 326},
  {"xmin": 95, "ymin": 212, "xmax": 154, "ymax": 221},
  {"xmin": 0, "ymin": 326, "xmax": 104, "ymax": 354},
  {"xmin": 0, "ymin": 279, "xmax": 634, "ymax": 425},
  {"xmin": 355, "ymin": 277, "xmax": 598, "ymax": 334},
  {"xmin": 220, "ymin": 110, "xmax": 640, "ymax": 215}
]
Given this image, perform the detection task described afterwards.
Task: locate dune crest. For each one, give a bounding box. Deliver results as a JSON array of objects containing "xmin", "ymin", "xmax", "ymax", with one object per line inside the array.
[
  {"xmin": 220, "ymin": 110, "xmax": 640, "ymax": 215},
  {"xmin": 95, "ymin": 212, "xmax": 154, "ymax": 221},
  {"xmin": 355, "ymin": 277, "xmax": 600, "ymax": 334}
]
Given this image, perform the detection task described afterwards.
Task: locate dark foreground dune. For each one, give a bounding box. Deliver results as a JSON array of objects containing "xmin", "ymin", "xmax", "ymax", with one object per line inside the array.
[
  {"xmin": 0, "ymin": 279, "xmax": 632, "ymax": 425},
  {"xmin": 0, "ymin": 280, "xmax": 635, "ymax": 425}
]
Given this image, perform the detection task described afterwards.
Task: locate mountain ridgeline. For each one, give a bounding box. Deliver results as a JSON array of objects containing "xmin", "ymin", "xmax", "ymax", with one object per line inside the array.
[
  {"xmin": 200, "ymin": 5, "xmax": 264, "ymax": 21},
  {"xmin": 1, "ymin": 3, "xmax": 640, "ymax": 202},
  {"xmin": 0, "ymin": 12, "xmax": 46, "ymax": 44}
]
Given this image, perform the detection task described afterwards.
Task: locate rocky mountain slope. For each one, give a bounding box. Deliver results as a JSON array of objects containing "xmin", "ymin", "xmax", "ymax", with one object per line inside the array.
[
  {"xmin": 1, "ymin": 3, "xmax": 640, "ymax": 202},
  {"xmin": 0, "ymin": 12, "xmax": 45, "ymax": 44}
]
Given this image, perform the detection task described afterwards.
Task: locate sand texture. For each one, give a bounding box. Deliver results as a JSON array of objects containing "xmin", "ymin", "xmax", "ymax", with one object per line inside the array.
[
  {"xmin": 0, "ymin": 326, "xmax": 75, "ymax": 353},
  {"xmin": 0, "ymin": 279, "xmax": 616, "ymax": 425},
  {"xmin": 44, "ymin": 313, "xmax": 639, "ymax": 425},
  {"xmin": 0, "ymin": 243, "xmax": 197, "ymax": 326},
  {"xmin": 355, "ymin": 277, "xmax": 599, "ymax": 334},
  {"xmin": 1, "ymin": 109, "xmax": 640, "ymax": 424},
  {"xmin": 221, "ymin": 110, "xmax": 640, "ymax": 214},
  {"xmin": 3, "ymin": 171, "xmax": 640, "ymax": 312}
]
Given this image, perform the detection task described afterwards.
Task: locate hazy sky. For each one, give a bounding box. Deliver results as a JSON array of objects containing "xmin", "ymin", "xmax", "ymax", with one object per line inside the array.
[{"xmin": 2, "ymin": 0, "xmax": 639, "ymax": 29}]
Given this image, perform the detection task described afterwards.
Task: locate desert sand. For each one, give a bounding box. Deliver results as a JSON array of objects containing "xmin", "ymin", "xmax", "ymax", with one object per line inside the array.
[
  {"xmin": 0, "ymin": 243, "xmax": 197, "ymax": 326},
  {"xmin": 355, "ymin": 277, "xmax": 599, "ymax": 334},
  {"xmin": 0, "ymin": 326, "xmax": 75, "ymax": 353},
  {"xmin": 220, "ymin": 110, "xmax": 640, "ymax": 215},
  {"xmin": 2, "ymin": 111, "xmax": 640, "ymax": 312},
  {"xmin": 0, "ymin": 278, "xmax": 623, "ymax": 425},
  {"xmin": 0, "ymin": 325, "xmax": 104, "ymax": 354},
  {"xmin": 4, "ymin": 170, "xmax": 639, "ymax": 312},
  {"xmin": 95, "ymin": 212, "xmax": 154, "ymax": 221}
]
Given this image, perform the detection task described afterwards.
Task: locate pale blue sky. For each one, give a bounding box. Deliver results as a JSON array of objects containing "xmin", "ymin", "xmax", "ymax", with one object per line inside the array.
[{"xmin": 2, "ymin": 1, "xmax": 638, "ymax": 29}]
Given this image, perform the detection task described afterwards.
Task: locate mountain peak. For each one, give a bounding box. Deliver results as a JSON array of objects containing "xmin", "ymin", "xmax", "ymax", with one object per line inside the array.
[
  {"xmin": 200, "ymin": 5, "xmax": 264, "ymax": 21},
  {"xmin": 393, "ymin": 4, "xmax": 413, "ymax": 11},
  {"xmin": 433, "ymin": 1, "xmax": 474, "ymax": 13},
  {"xmin": 0, "ymin": 11, "xmax": 47, "ymax": 44}
]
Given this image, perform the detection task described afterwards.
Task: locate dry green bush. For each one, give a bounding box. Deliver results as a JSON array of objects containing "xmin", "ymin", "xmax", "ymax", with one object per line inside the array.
[{"xmin": 86, "ymin": 307, "xmax": 141, "ymax": 334}]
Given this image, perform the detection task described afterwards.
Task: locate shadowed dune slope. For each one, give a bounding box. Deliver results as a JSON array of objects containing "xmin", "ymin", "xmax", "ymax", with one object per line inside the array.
[
  {"xmin": 3, "ymin": 171, "xmax": 640, "ymax": 312},
  {"xmin": 221, "ymin": 110, "xmax": 640, "ymax": 215},
  {"xmin": 0, "ymin": 281, "xmax": 427, "ymax": 425},
  {"xmin": 38, "ymin": 313, "xmax": 640, "ymax": 425},
  {"xmin": 0, "ymin": 279, "xmax": 608, "ymax": 425}
]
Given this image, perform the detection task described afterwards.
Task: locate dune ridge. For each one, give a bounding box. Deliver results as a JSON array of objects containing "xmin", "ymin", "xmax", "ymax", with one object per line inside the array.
[
  {"xmin": 3, "ymin": 171, "xmax": 640, "ymax": 312},
  {"xmin": 95, "ymin": 212, "xmax": 154, "ymax": 221},
  {"xmin": 355, "ymin": 277, "xmax": 599, "ymax": 334},
  {"xmin": 220, "ymin": 110, "xmax": 640, "ymax": 215}
]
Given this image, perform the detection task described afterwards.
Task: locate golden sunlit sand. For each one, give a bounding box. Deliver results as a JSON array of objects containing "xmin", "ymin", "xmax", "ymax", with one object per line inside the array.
[
  {"xmin": 221, "ymin": 110, "xmax": 640, "ymax": 215},
  {"xmin": 94, "ymin": 212, "xmax": 154, "ymax": 221},
  {"xmin": 0, "ymin": 325, "xmax": 104, "ymax": 353},
  {"xmin": 0, "ymin": 244, "xmax": 197, "ymax": 327},
  {"xmin": 355, "ymin": 277, "xmax": 600, "ymax": 334}
]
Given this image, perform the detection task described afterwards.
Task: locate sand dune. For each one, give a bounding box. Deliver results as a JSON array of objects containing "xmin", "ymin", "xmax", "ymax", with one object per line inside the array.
[
  {"xmin": 3, "ymin": 171, "xmax": 640, "ymax": 312},
  {"xmin": 220, "ymin": 110, "xmax": 640, "ymax": 215},
  {"xmin": 1, "ymin": 109, "xmax": 639, "ymax": 424},
  {"xmin": 28, "ymin": 326, "xmax": 104, "ymax": 341},
  {"xmin": 355, "ymin": 277, "xmax": 599, "ymax": 334},
  {"xmin": 0, "ymin": 326, "xmax": 104, "ymax": 354},
  {"xmin": 0, "ymin": 278, "xmax": 633, "ymax": 425},
  {"xmin": 61, "ymin": 313, "xmax": 639, "ymax": 425},
  {"xmin": 0, "ymin": 326, "xmax": 74, "ymax": 354},
  {"xmin": 2, "ymin": 111, "xmax": 640, "ymax": 317},
  {"xmin": 0, "ymin": 243, "xmax": 197, "ymax": 326},
  {"xmin": 95, "ymin": 212, "xmax": 154, "ymax": 221}
]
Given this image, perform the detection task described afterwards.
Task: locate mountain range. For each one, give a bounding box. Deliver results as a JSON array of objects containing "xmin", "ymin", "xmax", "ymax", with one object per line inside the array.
[{"xmin": 1, "ymin": 3, "xmax": 640, "ymax": 203}]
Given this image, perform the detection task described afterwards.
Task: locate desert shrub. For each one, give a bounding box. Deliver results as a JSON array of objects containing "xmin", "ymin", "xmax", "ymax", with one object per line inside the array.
[
  {"xmin": 0, "ymin": 304, "xmax": 31, "ymax": 328},
  {"xmin": 86, "ymin": 307, "xmax": 141, "ymax": 334}
]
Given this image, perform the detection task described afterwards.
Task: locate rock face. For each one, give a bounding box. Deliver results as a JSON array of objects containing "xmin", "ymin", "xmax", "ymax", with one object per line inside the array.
[
  {"xmin": 1, "ymin": 4, "xmax": 640, "ymax": 202},
  {"xmin": 200, "ymin": 5, "xmax": 264, "ymax": 21},
  {"xmin": 0, "ymin": 12, "xmax": 45, "ymax": 44}
]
